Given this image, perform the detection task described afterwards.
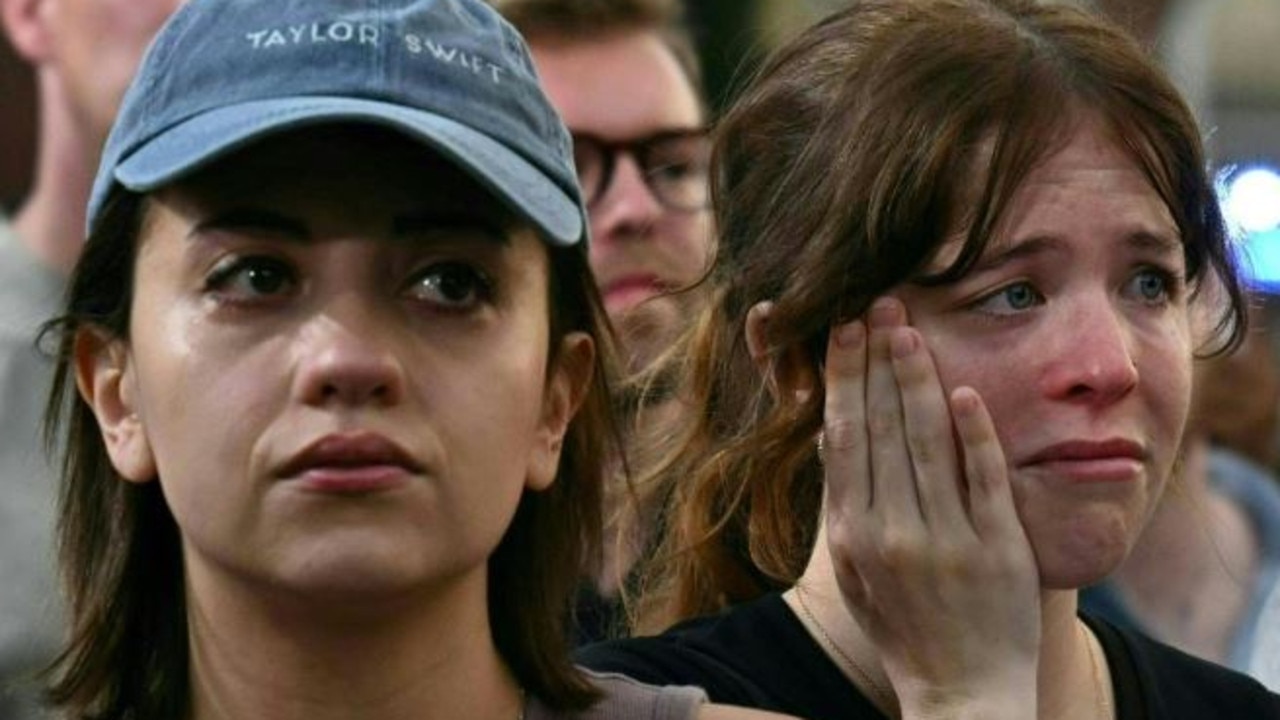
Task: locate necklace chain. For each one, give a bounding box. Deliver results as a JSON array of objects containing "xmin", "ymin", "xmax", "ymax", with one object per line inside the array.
[
  {"xmin": 793, "ymin": 585, "xmax": 895, "ymax": 714},
  {"xmin": 794, "ymin": 585, "xmax": 1113, "ymax": 720},
  {"xmin": 1079, "ymin": 622, "xmax": 1112, "ymax": 720}
]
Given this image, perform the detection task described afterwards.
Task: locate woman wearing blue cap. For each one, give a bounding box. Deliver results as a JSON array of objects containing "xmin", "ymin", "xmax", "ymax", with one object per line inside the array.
[{"xmin": 37, "ymin": 1, "xmax": 795, "ymax": 719}]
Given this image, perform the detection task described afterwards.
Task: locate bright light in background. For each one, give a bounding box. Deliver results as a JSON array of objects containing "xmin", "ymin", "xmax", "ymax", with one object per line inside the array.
[
  {"xmin": 1221, "ymin": 164, "xmax": 1280, "ymax": 293},
  {"xmin": 1224, "ymin": 166, "xmax": 1280, "ymax": 234}
]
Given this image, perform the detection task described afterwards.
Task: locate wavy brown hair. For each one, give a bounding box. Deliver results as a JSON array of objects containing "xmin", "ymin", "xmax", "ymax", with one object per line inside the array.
[
  {"xmin": 40, "ymin": 133, "xmax": 622, "ymax": 719},
  {"xmin": 628, "ymin": 0, "xmax": 1247, "ymax": 634}
]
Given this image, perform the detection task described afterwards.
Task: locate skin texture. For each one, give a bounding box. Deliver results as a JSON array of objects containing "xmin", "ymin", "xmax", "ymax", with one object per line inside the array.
[
  {"xmin": 777, "ymin": 118, "xmax": 1195, "ymax": 718},
  {"xmin": 894, "ymin": 121, "xmax": 1192, "ymax": 590},
  {"xmin": 84, "ymin": 132, "xmax": 587, "ymax": 603},
  {"xmin": 75, "ymin": 129, "xmax": 594, "ymax": 720},
  {"xmin": 530, "ymin": 29, "xmax": 711, "ymax": 371}
]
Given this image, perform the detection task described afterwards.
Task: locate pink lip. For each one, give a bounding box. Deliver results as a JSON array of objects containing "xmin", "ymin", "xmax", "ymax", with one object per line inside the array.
[
  {"xmin": 1018, "ymin": 438, "xmax": 1147, "ymax": 483},
  {"xmin": 277, "ymin": 432, "xmax": 421, "ymax": 494},
  {"xmin": 602, "ymin": 274, "xmax": 664, "ymax": 306}
]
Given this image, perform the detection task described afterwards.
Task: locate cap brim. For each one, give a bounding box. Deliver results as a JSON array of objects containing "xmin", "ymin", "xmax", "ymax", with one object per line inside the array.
[{"xmin": 111, "ymin": 96, "xmax": 583, "ymax": 245}]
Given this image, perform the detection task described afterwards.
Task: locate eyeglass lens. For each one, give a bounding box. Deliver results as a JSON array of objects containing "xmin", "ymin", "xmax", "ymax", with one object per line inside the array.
[{"xmin": 571, "ymin": 130, "xmax": 710, "ymax": 211}]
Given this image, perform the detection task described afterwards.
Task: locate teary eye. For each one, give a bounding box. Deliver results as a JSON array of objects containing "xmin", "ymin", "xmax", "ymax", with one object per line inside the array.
[
  {"xmin": 205, "ymin": 256, "xmax": 297, "ymax": 301},
  {"xmin": 409, "ymin": 262, "xmax": 493, "ymax": 310},
  {"xmin": 971, "ymin": 281, "xmax": 1045, "ymax": 316}
]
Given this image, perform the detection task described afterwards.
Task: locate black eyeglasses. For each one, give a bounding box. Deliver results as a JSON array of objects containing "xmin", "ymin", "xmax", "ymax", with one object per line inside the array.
[{"xmin": 570, "ymin": 128, "xmax": 711, "ymax": 212}]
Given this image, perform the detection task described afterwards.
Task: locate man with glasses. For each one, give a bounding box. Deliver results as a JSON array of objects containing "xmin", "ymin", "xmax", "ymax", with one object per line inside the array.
[
  {"xmin": 495, "ymin": 0, "xmax": 711, "ymax": 642},
  {"xmin": 496, "ymin": 0, "xmax": 712, "ymax": 375}
]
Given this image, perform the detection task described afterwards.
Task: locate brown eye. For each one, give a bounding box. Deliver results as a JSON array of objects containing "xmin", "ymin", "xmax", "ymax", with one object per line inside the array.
[
  {"xmin": 205, "ymin": 257, "xmax": 297, "ymax": 300},
  {"xmin": 409, "ymin": 262, "xmax": 493, "ymax": 310}
]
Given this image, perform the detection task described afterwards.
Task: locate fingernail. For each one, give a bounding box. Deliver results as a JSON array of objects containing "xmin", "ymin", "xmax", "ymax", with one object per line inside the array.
[
  {"xmin": 951, "ymin": 387, "xmax": 980, "ymax": 416},
  {"xmin": 868, "ymin": 297, "xmax": 900, "ymax": 327},
  {"xmin": 890, "ymin": 328, "xmax": 917, "ymax": 358},
  {"xmin": 835, "ymin": 320, "xmax": 864, "ymax": 347}
]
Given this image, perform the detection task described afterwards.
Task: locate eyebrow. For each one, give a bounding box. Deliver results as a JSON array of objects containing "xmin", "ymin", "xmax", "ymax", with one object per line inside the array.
[
  {"xmin": 190, "ymin": 208, "xmax": 309, "ymax": 241},
  {"xmin": 963, "ymin": 228, "xmax": 1182, "ymax": 277}
]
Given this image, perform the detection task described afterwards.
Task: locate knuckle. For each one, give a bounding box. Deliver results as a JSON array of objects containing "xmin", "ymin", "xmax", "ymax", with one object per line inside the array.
[
  {"xmin": 874, "ymin": 529, "xmax": 920, "ymax": 567},
  {"xmin": 823, "ymin": 418, "xmax": 860, "ymax": 451},
  {"xmin": 866, "ymin": 405, "xmax": 898, "ymax": 439}
]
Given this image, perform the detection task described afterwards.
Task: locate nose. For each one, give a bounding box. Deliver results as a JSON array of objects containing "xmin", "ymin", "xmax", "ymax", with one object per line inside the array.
[
  {"xmin": 591, "ymin": 153, "xmax": 665, "ymax": 245},
  {"xmin": 1038, "ymin": 296, "xmax": 1139, "ymax": 405},
  {"xmin": 292, "ymin": 299, "xmax": 406, "ymax": 408}
]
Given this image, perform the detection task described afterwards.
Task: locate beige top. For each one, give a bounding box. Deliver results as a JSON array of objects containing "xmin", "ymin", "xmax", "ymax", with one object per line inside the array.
[{"xmin": 526, "ymin": 671, "xmax": 706, "ymax": 720}]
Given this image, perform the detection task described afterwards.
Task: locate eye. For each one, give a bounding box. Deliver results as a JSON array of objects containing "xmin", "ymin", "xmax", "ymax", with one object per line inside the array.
[
  {"xmin": 409, "ymin": 262, "xmax": 493, "ymax": 311},
  {"xmin": 971, "ymin": 281, "xmax": 1045, "ymax": 316},
  {"xmin": 1126, "ymin": 266, "xmax": 1179, "ymax": 305},
  {"xmin": 205, "ymin": 256, "xmax": 296, "ymax": 302}
]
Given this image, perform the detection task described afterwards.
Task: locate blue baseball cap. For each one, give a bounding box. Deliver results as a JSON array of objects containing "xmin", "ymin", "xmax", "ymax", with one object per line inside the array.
[{"xmin": 87, "ymin": 0, "xmax": 585, "ymax": 246}]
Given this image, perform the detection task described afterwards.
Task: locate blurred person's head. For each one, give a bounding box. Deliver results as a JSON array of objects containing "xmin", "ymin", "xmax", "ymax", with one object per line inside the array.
[
  {"xmin": 498, "ymin": 0, "xmax": 712, "ymax": 373},
  {"xmin": 2, "ymin": 0, "xmax": 181, "ymax": 156},
  {"xmin": 1192, "ymin": 300, "xmax": 1280, "ymax": 467},
  {"xmin": 0, "ymin": 0, "xmax": 183, "ymax": 272}
]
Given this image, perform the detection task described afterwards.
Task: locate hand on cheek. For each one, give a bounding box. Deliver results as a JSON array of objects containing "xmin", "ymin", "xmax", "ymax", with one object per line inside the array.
[{"xmin": 822, "ymin": 297, "xmax": 1041, "ymax": 718}]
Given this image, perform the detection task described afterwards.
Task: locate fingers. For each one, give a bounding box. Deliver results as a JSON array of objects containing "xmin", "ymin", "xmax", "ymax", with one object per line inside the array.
[
  {"xmin": 823, "ymin": 318, "xmax": 871, "ymax": 512},
  {"xmin": 889, "ymin": 324, "xmax": 967, "ymax": 531},
  {"xmin": 949, "ymin": 386, "xmax": 1019, "ymax": 541},
  {"xmin": 865, "ymin": 298, "xmax": 921, "ymax": 521}
]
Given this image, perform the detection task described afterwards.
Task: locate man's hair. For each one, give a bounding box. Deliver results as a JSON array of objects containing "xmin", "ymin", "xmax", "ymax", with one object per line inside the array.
[{"xmin": 493, "ymin": 0, "xmax": 703, "ymax": 96}]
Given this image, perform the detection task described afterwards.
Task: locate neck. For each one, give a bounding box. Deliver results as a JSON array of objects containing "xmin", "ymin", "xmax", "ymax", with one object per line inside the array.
[
  {"xmin": 794, "ymin": 523, "xmax": 1109, "ymax": 719},
  {"xmin": 185, "ymin": 563, "xmax": 523, "ymax": 720},
  {"xmin": 11, "ymin": 68, "xmax": 97, "ymax": 276},
  {"xmin": 1109, "ymin": 438, "xmax": 1257, "ymax": 662}
]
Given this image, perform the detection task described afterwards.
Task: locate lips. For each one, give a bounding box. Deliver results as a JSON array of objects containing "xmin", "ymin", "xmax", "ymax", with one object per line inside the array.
[
  {"xmin": 602, "ymin": 274, "xmax": 666, "ymax": 309},
  {"xmin": 277, "ymin": 431, "xmax": 422, "ymax": 493},
  {"xmin": 1018, "ymin": 438, "xmax": 1148, "ymax": 483}
]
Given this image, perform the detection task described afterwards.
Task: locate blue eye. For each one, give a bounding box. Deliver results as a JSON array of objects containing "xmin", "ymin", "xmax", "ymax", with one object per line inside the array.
[
  {"xmin": 1129, "ymin": 268, "xmax": 1173, "ymax": 304},
  {"xmin": 205, "ymin": 256, "xmax": 296, "ymax": 300},
  {"xmin": 410, "ymin": 262, "xmax": 492, "ymax": 310},
  {"xmin": 972, "ymin": 281, "xmax": 1045, "ymax": 316}
]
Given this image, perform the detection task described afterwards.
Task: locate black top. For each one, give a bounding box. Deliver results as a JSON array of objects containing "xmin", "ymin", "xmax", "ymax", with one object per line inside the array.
[{"xmin": 576, "ymin": 593, "xmax": 1280, "ymax": 720}]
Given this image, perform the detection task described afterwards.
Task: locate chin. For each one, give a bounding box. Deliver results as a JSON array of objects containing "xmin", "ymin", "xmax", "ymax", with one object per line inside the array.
[
  {"xmin": 268, "ymin": 535, "xmax": 477, "ymax": 604},
  {"xmin": 1030, "ymin": 526, "xmax": 1133, "ymax": 590}
]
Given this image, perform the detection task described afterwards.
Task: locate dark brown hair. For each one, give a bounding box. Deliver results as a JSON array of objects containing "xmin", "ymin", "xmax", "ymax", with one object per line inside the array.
[
  {"xmin": 41, "ymin": 135, "xmax": 621, "ymax": 718},
  {"xmin": 629, "ymin": 0, "xmax": 1246, "ymax": 633},
  {"xmin": 493, "ymin": 0, "xmax": 704, "ymax": 102}
]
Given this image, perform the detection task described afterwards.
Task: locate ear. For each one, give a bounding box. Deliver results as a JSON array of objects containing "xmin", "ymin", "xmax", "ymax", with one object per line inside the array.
[
  {"xmin": 745, "ymin": 300, "xmax": 818, "ymax": 405},
  {"xmin": 1, "ymin": 0, "xmax": 53, "ymax": 63},
  {"xmin": 526, "ymin": 332, "xmax": 595, "ymax": 492},
  {"xmin": 74, "ymin": 328, "xmax": 157, "ymax": 483}
]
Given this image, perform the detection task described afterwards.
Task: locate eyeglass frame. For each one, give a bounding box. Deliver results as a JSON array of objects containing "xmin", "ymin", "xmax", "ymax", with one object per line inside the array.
[{"xmin": 569, "ymin": 127, "xmax": 712, "ymax": 212}]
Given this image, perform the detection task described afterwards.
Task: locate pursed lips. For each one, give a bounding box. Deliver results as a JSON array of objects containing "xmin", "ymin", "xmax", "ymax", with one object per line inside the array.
[
  {"xmin": 277, "ymin": 431, "xmax": 422, "ymax": 492},
  {"xmin": 1016, "ymin": 438, "xmax": 1148, "ymax": 483}
]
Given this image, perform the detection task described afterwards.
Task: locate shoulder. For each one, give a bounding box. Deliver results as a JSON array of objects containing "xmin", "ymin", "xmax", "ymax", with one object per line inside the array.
[
  {"xmin": 574, "ymin": 594, "xmax": 796, "ymax": 705},
  {"xmin": 0, "ymin": 216, "xmax": 64, "ymax": 339},
  {"xmin": 1085, "ymin": 612, "xmax": 1280, "ymax": 718},
  {"xmin": 529, "ymin": 670, "xmax": 706, "ymax": 720},
  {"xmin": 577, "ymin": 594, "xmax": 881, "ymax": 720}
]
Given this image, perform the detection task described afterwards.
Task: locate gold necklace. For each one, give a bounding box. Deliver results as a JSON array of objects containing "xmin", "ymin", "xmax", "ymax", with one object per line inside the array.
[
  {"xmin": 792, "ymin": 585, "xmax": 895, "ymax": 714},
  {"xmin": 1079, "ymin": 621, "xmax": 1112, "ymax": 719}
]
